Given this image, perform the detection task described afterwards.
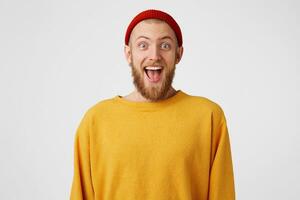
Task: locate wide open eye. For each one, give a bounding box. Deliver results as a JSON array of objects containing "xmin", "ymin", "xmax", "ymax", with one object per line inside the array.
[
  {"xmin": 161, "ymin": 42, "xmax": 171, "ymax": 50},
  {"xmin": 138, "ymin": 42, "xmax": 148, "ymax": 49}
]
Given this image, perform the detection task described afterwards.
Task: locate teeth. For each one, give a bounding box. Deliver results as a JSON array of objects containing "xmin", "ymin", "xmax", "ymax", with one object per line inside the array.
[{"xmin": 145, "ymin": 66, "xmax": 162, "ymax": 70}]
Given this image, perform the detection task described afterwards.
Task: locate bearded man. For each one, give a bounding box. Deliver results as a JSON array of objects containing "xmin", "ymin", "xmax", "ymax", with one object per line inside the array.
[{"xmin": 70, "ymin": 9, "xmax": 235, "ymax": 200}]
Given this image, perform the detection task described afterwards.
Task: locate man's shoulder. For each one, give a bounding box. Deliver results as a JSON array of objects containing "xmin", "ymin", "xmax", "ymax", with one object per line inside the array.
[
  {"xmin": 81, "ymin": 96, "xmax": 117, "ymax": 119},
  {"xmin": 183, "ymin": 92, "xmax": 224, "ymax": 115},
  {"xmin": 181, "ymin": 92, "xmax": 227, "ymax": 124}
]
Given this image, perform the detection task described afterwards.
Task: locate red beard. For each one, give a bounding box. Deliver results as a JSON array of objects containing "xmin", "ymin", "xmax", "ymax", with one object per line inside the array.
[{"xmin": 130, "ymin": 63, "xmax": 176, "ymax": 101}]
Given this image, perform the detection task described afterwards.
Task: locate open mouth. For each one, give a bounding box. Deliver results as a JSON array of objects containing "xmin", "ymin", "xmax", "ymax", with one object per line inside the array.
[{"xmin": 144, "ymin": 66, "xmax": 163, "ymax": 83}]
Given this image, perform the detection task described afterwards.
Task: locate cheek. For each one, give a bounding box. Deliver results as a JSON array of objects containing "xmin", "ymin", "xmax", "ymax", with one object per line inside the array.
[
  {"xmin": 163, "ymin": 53, "xmax": 177, "ymax": 65},
  {"xmin": 131, "ymin": 52, "xmax": 145, "ymax": 64}
]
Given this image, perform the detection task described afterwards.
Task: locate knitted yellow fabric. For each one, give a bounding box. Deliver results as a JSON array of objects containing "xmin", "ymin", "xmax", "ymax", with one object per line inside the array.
[{"xmin": 70, "ymin": 90, "xmax": 235, "ymax": 200}]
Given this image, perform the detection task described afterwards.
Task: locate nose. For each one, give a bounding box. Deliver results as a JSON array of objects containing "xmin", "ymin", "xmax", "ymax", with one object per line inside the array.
[{"xmin": 148, "ymin": 45, "xmax": 161, "ymax": 61}]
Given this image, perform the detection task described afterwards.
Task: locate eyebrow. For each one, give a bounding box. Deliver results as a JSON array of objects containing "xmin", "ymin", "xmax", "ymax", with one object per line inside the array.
[
  {"xmin": 135, "ymin": 35, "xmax": 174, "ymax": 42},
  {"xmin": 159, "ymin": 36, "xmax": 174, "ymax": 41},
  {"xmin": 135, "ymin": 36, "xmax": 150, "ymax": 41}
]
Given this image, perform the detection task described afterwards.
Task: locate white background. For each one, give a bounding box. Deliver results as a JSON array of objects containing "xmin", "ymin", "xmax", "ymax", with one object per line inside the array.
[{"xmin": 0, "ymin": 0, "xmax": 299, "ymax": 199}]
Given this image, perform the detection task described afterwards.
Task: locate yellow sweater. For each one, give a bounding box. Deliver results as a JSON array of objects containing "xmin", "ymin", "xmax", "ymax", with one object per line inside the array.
[{"xmin": 70, "ymin": 90, "xmax": 235, "ymax": 200}]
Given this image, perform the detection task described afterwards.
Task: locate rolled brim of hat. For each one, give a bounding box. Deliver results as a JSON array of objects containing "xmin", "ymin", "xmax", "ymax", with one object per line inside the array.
[{"xmin": 125, "ymin": 9, "xmax": 183, "ymax": 47}]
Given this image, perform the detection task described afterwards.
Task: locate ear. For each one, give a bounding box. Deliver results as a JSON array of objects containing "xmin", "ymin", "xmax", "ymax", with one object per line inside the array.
[
  {"xmin": 124, "ymin": 45, "xmax": 132, "ymax": 64},
  {"xmin": 175, "ymin": 46, "xmax": 184, "ymax": 64}
]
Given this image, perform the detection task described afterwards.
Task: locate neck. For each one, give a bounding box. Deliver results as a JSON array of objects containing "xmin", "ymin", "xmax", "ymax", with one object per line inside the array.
[{"xmin": 124, "ymin": 87, "xmax": 178, "ymax": 102}]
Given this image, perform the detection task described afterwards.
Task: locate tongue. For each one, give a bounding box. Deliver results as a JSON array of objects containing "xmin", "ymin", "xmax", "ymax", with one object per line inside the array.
[{"xmin": 147, "ymin": 70, "xmax": 160, "ymax": 82}]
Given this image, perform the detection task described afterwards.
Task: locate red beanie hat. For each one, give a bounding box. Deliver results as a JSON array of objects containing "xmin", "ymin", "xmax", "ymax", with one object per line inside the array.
[{"xmin": 125, "ymin": 9, "xmax": 183, "ymax": 47}]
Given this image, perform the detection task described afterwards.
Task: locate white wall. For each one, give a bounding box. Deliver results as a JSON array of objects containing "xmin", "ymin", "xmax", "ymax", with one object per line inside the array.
[{"xmin": 0, "ymin": 0, "xmax": 299, "ymax": 199}]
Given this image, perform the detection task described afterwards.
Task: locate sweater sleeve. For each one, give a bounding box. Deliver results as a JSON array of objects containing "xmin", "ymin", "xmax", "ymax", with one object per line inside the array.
[
  {"xmin": 209, "ymin": 112, "xmax": 235, "ymax": 200},
  {"xmin": 70, "ymin": 112, "xmax": 94, "ymax": 200}
]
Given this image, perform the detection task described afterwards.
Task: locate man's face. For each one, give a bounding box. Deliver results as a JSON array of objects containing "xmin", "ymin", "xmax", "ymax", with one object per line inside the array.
[{"xmin": 125, "ymin": 19, "xmax": 183, "ymax": 101}]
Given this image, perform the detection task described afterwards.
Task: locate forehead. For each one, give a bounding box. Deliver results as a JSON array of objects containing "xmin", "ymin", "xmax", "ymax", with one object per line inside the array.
[{"xmin": 130, "ymin": 19, "xmax": 177, "ymax": 41}]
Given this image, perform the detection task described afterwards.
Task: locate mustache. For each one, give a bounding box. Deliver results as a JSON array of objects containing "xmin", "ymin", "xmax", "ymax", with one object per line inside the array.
[
  {"xmin": 145, "ymin": 62, "xmax": 163, "ymax": 66},
  {"xmin": 143, "ymin": 63, "xmax": 164, "ymax": 69}
]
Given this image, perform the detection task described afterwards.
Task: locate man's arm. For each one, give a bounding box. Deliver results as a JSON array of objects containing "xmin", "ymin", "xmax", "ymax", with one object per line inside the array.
[
  {"xmin": 70, "ymin": 112, "xmax": 94, "ymax": 200},
  {"xmin": 209, "ymin": 112, "xmax": 235, "ymax": 200}
]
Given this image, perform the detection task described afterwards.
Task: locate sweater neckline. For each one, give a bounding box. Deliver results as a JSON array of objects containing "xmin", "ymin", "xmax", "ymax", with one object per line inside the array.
[{"xmin": 114, "ymin": 90, "xmax": 187, "ymax": 111}]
